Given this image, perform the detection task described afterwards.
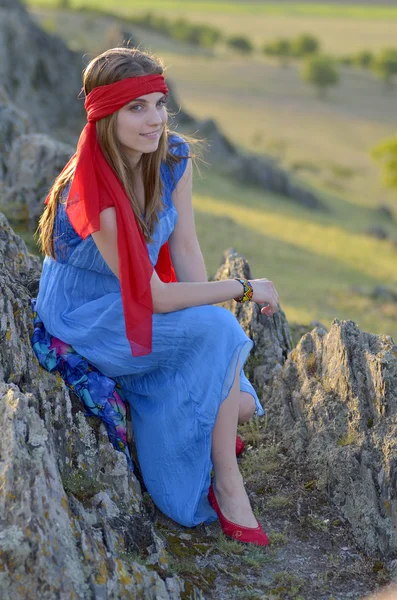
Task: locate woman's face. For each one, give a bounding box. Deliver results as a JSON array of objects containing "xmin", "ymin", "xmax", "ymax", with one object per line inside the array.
[{"xmin": 116, "ymin": 91, "xmax": 168, "ymax": 164}]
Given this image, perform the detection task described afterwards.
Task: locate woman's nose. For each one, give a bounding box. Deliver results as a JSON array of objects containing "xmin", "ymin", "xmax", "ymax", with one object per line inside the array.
[{"xmin": 148, "ymin": 108, "xmax": 164, "ymax": 126}]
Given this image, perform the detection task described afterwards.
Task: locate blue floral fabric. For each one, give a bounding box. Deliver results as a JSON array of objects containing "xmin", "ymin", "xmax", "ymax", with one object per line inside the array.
[{"xmin": 30, "ymin": 297, "xmax": 134, "ymax": 471}]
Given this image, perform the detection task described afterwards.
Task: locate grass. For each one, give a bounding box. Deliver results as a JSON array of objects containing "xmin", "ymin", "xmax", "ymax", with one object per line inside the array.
[
  {"xmin": 239, "ymin": 446, "xmax": 281, "ymax": 481},
  {"xmin": 337, "ymin": 430, "xmax": 360, "ymax": 446},
  {"xmin": 266, "ymin": 494, "xmax": 294, "ymax": 509},
  {"xmin": 192, "ymin": 169, "xmax": 397, "ymax": 340},
  {"xmin": 25, "ymin": 1, "xmax": 397, "ymax": 21},
  {"xmin": 163, "ymin": 53, "xmax": 397, "ymax": 210},
  {"xmin": 26, "ymin": 0, "xmax": 397, "ymax": 56}
]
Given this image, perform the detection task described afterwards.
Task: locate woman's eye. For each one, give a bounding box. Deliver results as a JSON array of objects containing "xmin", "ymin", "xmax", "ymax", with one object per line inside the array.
[{"xmin": 130, "ymin": 99, "xmax": 167, "ymax": 111}]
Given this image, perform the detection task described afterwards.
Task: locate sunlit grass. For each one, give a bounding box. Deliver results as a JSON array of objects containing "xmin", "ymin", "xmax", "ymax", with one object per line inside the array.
[
  {"xmin": 194, "ymin": 194, "xmax": 396, "ymax": 282},
  {"xmin": 25, "ymin": 1, "xmax": 397, "ymax": 20},
  {"xmin": 192, "ymin": 169, "xmax": 397, "ymax": 341}
]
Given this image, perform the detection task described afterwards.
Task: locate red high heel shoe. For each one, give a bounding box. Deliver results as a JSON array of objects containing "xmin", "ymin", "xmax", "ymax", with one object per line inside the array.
[
  {"xmin": 208, "ymin": 484, "xmax": 269, "ymax": 546},
  {"xmin": 236, "ymin": 435, "xmax": 245, "ymax": 457}
]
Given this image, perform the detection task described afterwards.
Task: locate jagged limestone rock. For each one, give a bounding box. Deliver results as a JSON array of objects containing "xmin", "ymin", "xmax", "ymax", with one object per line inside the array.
[
  {"xmin": 264, "ymin": 318, "xmax": 397, "ymax": 558},
  {"xmin": 0, "ymin": 88, "xmax": 30, "ymax": 185},
  {"xmin": 213, "ymin": 247, "xmax": 293, "ymax": 391},
  {"xmin": 0, "ymin": 212, "xmax": 191, "ymax": 599},
  {"xmin": 3, "ymin": 133, "xmax": 74, "ymax": 230},
  {"xmin": 0, "ymin": 0, "xmax": 83, "ymax": 136}
]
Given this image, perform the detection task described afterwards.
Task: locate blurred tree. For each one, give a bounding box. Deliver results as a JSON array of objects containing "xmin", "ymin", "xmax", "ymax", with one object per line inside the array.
[
  {"xmin": 137, "ymin": 12, "xmax": 155, "ymax": 27},
  {"xmin": 301, "ymin": 54, "xmax": 340, "ymax": 98},
  {"xmin": 371, "ymin": 135, "xmax": 397, "ymax": 189},
  {"xmin": 171, "ymin": 18, "xmax": 190, "ymax": 42},
  {"xmin": 188, "ymin": 25, "xmax": 204, "ymax": 47},
  {"xmin": 263, "ymin": 39, "xmax": 292, "ymax": 67},
  {"xmin": 196, "ymin": 24, "xmax": 222, "ymax": 49},
  {"xmin": 339, "ymin": 55, "xmax": 353, "ymax": 66},
  {"xmin": 354, "ymin": 50, "xmax": 373, "ymax": 69},
  {"xmin": 227, "ymin": 35, "xmax": 254, "ymax": 55},
  {"xmin": 186, "ymin": 24, "xmax": 221, "ymax": 48},
  {"xmin": 372, "ymin": 48, "xmax": 397, "ymax": 90},
  {"xmin": 59, "ymin": 0, "xmax": 70, "ymax": 7},
  {"xmin": 292, "ymin": 34, "xmax": 320, "ymax": 57},
  {"xmin": 136, "ymin": 14, "xmax": 221, "ymax": 50}
]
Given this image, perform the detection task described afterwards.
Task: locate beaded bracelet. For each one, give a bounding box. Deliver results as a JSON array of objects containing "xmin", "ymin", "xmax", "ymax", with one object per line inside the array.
[{"xmin": 234, "ymin": 278, "xmax": 254, "ymax": 303}]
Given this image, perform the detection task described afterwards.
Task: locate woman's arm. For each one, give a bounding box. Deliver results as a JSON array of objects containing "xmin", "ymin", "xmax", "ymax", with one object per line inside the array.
[
  {"xmin": 168, "ymin": 159, "xmax": 208, "ymax": 283},
  {"xmin": 92, "ymin": 207, "xmax": 244, "ymax": 313}
]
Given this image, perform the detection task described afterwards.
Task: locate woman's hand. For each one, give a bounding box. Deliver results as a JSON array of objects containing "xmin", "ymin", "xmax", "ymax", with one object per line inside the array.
[{"xmin": 249, "ymin": 279, "xmax": 279, "ymax": 316}]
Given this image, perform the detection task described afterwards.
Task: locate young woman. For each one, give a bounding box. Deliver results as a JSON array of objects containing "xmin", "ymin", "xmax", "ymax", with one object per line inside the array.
[{"xmin": 34, "ymin": 47, "xmax": 279, "ymax": 546}]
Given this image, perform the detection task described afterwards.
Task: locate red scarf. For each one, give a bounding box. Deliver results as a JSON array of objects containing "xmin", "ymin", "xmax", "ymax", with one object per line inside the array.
[{"xmin": 45, "ymin": 74, "xmax": 177, "ymax": 357}]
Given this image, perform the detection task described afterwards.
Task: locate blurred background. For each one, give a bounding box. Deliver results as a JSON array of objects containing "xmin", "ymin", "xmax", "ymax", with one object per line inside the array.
[{"xmin": 13, "ymin": 0, "xmax": 397, "ymax": 341}]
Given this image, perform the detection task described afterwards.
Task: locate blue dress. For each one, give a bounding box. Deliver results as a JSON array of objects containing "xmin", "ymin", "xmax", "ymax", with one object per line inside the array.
[{"xmin": 34, "ymin": 133, "xmax": 264, "ymax": 527}]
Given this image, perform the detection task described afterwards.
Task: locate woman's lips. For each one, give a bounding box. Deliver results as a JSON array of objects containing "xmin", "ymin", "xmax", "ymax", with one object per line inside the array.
[{"xmin": 140, "ymin": 130, "xmax": 160, "ymax": 139}]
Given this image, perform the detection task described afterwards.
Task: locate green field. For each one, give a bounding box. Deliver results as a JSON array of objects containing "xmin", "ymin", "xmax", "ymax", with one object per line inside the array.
[
  {"xmin": 24, "ymin": 3, "xmax": 397, "ymax": 342},
  {"xmin": 192, "ymin": 170, "xmax": 397, "ymax": 338},
  {"xmin": 25, "ymin": 1, "xmax": 397, "ymax": 19},
  {"xmin": 26, "ymin": 1, "xmax": 397, "ymax": 54}
]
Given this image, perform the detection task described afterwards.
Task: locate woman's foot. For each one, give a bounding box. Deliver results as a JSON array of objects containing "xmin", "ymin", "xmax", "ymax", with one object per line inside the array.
[
  {"xmin": 212, "ymin": 473, "xmax": 258, "ymax": 528},
  {"xmin": 209, "ymin": 484, "xmax": 269, "ymax": 546}
]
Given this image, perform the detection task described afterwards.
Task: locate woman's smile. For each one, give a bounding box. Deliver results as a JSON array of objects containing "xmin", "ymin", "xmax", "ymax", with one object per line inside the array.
[{"xmin": 140, "ymin": 129, "xmax": 161, "ymax": 139}]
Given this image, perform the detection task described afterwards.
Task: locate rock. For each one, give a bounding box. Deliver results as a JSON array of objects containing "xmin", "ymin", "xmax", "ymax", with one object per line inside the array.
[
  {"xmin": 350, "ymin": 284, "xmax": 397, "ymax": 304},
  {"xmin": 196, "ymin": 118, "xmax": 238, "ymax": 157},
  {"xmin": 366, "ymin": 225, "xmax": 389, "ymax": 240},
  {"xmin": 371, "ymin": 286, "xmax": 397, "ymax": 303},
  {"xmin": 166, "ymin": 80, "xmax": 199, "ymax": 129},
  {"xmin": 2, "ymin": 133, "xmax": 74, "ymax": 229},
  {"xmin": 0, "ymin": 87, "xmax": 30, "ymax": 184},
  {"xmin": 264, "ymin": 317, "xmax": 397, "ymax": 558},
  {"xmin": 104, "ymin": 23, "xmax": 139, "ymax": 50},
  {"xmin": 377, "ymin": 205, "xmax": 394, "ymax": 222},
  {"xmin": 0, "ymin": 0, "xmax": 83, "ymax": 137},
  {"xmin": 212, "ymin": 247, "xmax": 293, "ymax": 390},
  {"xmin": 0, "ymin": 211, "xmax": 191, "ymax": 599}
]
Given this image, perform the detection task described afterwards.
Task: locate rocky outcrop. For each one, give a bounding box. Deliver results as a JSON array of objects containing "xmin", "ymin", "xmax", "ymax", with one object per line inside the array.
[
  {"xmin": 0, "ymin": 88, "xmax": 30, "ymax": 185},
  {"xmin": 3, "ymin": 133, "xmax": 74, "ymax": 229},
  {"xmin": 0, "ymin": 88, "xmax": 75, "ymax": 232},
  {"xmin": 0, "ymin": 0, "xmax": 83, "ymax": 136},
  {"xmin": 212, "ymin": 247, "xmax": 293, "ymax": 390},
  {"xmin": 2, "ymin": 204, "xmax": 397, "ymax": 596},
  {"xmin": 262, "ymin": 318, "xmax": 397, "ymax": 558},
  {"xmin": 0, "ymin": 212, "xmax": 193, "ymax": 599}
]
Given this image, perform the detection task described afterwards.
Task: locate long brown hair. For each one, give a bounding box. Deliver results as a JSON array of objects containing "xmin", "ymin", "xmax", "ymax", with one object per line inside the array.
[{"xmin": 35, "ymin": 47, "xmax": 203, "ymax": 258}]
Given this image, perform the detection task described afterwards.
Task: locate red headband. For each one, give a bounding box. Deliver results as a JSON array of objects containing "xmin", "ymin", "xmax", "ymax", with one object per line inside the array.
[{"xmin": 45, "ymin": 74, "xmax": 176, "ymax": 357}]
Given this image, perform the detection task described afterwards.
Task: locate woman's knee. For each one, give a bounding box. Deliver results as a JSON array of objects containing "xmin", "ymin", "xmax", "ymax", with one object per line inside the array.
[
  {"xmin": 238, "ymin": 392, "xmax": 256, "ymax": 424},
  {"xmin": 200, "ymin": 305, "xmax": 241, "ymax": 336}
]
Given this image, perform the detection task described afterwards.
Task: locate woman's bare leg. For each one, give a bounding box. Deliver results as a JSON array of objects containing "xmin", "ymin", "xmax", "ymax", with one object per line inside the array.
[
  {"xmin": 211, "ymin": 359, "xmax": 258, "ymax": 527},
  {"xmin": 238, "ymin": 391, "xmax": 256, "ymax": 424}
]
